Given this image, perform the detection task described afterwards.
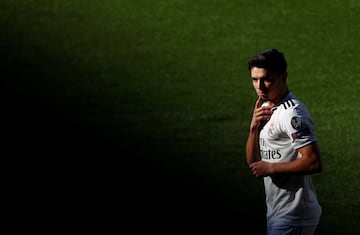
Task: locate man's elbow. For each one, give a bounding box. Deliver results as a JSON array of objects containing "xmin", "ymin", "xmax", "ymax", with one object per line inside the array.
[{"xmin": 311, "ymin": 159, "xmax": 323, "ymax": 174}]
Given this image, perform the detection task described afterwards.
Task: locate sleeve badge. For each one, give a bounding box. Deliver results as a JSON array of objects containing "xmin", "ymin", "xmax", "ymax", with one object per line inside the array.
[{"xmin": 291, "ymin": 116, "xmax": 303, "ymax": 130}]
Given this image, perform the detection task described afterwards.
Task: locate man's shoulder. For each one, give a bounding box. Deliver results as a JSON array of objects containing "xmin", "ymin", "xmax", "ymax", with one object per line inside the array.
[
  {"xmin": 279, "ymin": 98, "xmax": 299, "ymax": 110},
  {"xmin": 274, "ymin": 96, "xmax": 311, "ymax": 123},
  {"xmin": 274, "ymin": 96, "xmax": 302, "ymax": 113}
]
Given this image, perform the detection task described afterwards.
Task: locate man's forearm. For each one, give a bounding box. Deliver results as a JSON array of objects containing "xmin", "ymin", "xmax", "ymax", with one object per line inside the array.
[
  {"xmin": 246, "ymin": 129, "xmax": 261, "ymax": 165},
  {"xmin": 270, "ymin": 143, "xmax": 322, "ymax": 175}
]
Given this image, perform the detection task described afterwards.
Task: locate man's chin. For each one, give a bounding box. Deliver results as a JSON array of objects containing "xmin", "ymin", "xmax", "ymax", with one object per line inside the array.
[{"xmin": 259, "ymin": 95, "xmax": 269, "ymax": 101}]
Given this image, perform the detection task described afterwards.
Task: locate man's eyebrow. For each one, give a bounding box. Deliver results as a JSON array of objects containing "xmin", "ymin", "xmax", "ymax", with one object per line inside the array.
[{"xmin": 251, "ymin": 75, "xmax": 268, "ymax": 79}]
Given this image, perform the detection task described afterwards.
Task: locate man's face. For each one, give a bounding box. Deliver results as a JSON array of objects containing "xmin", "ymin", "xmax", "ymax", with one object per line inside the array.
[{"xmin": 250, "ymin": 67, "xmax": 286, "ymax": 102}]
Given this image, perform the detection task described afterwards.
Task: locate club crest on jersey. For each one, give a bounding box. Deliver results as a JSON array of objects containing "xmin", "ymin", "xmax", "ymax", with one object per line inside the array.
[
  {"xmin": 291, "ymin": 116, "xmax": 303, "ymax": 130},
  {"xmin": 268, "ymin": 123, "xmax": 275, "ymax": 136}
]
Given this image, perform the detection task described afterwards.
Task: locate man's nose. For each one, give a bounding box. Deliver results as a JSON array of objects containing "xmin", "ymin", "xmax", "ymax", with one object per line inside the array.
[{"xmin": 258, "ymin": 80, "xmax": 265, "ymax": 90}]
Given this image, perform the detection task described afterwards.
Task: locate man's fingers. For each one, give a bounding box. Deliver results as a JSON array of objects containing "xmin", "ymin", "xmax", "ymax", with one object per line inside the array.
[
  {"xmin": 255, "ymin": 97, "xmax": 262, "ymax": 108},
  {"xmin": 255, "ymin": 107, "xmax": 273, "ymax": 119}
]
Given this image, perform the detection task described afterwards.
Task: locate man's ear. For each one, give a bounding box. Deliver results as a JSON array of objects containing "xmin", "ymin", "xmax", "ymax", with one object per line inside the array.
[{"xmin": 282, "ymin": 71, "xmax": 288, "ymax": 80}]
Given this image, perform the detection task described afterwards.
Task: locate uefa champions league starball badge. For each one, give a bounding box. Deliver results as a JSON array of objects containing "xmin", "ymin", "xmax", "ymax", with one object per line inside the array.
[{"xmin": 291, "ymin": 116, "xmax": 303, "ymax": 130}]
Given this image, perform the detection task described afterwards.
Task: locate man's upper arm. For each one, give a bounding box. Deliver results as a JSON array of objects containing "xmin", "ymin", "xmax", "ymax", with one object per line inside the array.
[{"xmin": 297, "ymin": 142, "xmax": 322, "ymax": 173}]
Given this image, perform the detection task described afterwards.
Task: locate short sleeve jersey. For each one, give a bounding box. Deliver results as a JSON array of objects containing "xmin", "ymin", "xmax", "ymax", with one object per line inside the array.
[{"xmin": 259, "ymin": 92, "xmax": 322, "ymax": 228}]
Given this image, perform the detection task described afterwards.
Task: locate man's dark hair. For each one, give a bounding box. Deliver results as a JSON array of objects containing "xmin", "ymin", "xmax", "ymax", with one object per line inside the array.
[{"xmin": 248, "ymin": 48, "xmax": 287, "ymax": 74}]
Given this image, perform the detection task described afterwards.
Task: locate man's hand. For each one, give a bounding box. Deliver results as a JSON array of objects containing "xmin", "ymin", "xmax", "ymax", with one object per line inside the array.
[
  {"xmin": 249, "ymin": 160, "xmax": 274, "ymax": 177},
  {"xmin": 250, "ymin": 97, "xmax": 273, "ymax": 131}
]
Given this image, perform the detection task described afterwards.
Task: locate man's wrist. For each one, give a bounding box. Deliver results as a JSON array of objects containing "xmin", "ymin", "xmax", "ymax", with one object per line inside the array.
[{"xmin": 249, "ymin": 125, "xmax": 259, "ymax": 132}]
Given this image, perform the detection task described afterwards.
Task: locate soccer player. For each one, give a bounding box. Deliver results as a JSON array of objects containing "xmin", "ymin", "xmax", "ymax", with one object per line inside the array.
[{"xmin": 245, "ymin": 48, "xmax": 323, "ymax": 235}]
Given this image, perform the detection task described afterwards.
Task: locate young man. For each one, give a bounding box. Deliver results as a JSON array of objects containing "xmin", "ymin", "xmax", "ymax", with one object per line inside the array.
[{"xmin": 245, "ymin": 48, "xmax": 323, "ymax": 235}]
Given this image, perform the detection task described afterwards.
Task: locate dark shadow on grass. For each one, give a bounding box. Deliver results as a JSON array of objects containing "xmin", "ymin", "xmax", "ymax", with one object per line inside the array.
[{"xmin": 1, "ymin": 39, "xmax": 266, "ymax": 234}]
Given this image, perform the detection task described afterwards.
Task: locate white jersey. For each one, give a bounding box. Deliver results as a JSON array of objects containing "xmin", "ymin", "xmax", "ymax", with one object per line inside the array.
[{"xmin": 259, "ymin": 92, "xmax": 322, "ymax": 228}]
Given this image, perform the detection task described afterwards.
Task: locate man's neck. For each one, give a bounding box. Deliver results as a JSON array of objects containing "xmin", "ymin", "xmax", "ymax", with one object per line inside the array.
[{"xmin": 269, "ymin": 89, "xmax": 289, "ymax": 107}]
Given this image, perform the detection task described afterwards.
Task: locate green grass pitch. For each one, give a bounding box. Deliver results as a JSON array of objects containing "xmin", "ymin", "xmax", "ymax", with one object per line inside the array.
[{"xmin": 1, "ymin": 0, "xmax": 359, "ymax": 234}]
